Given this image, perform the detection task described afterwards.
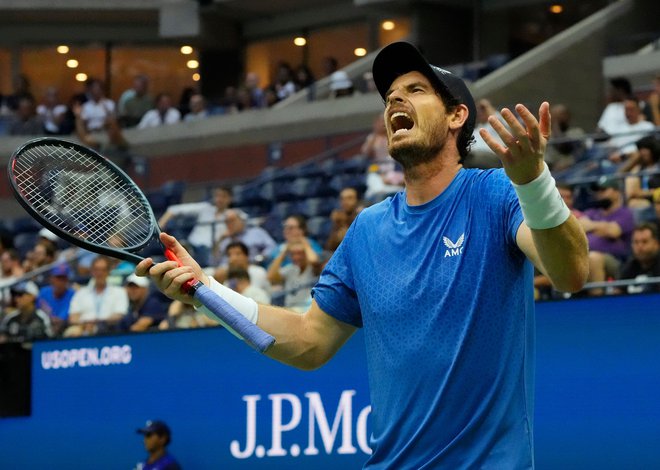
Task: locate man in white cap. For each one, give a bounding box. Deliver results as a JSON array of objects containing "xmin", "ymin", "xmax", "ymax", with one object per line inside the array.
[{"xmin": 120, "ymin": 274, "xmax": 168, "ymax": 332}]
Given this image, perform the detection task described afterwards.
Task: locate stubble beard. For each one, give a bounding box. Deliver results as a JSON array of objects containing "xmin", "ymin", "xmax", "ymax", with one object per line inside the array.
[{"xmin": 389, "ymin": 126, "xmax": 446, "ymax": 172}]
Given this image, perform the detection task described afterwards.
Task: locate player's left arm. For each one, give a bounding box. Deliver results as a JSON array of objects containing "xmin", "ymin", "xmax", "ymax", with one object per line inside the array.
[{"xmin": 480, "ymin": 101, "xmax": 589, "ymax": 293}]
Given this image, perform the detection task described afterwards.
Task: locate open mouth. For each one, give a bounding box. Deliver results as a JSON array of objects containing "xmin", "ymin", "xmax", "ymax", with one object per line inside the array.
[{"xmin": 390, "ymin": 112, "xmax": 414, "ymax": 135}]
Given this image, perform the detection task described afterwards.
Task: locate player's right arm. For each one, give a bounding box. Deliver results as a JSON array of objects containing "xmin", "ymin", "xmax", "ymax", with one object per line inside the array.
[
  {"xmin": 136, "ymin": 233, "xmax": 356, "ymax": 370},
  {"xmin": 257, "ymin": 300, "xmax": 356, "ymax": 370}
]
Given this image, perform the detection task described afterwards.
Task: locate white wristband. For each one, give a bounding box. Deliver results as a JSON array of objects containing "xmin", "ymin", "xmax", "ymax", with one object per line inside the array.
[
  {"xmin": 195, "ymin": 277, "xmax": 259, "ymax": 333},
  {"xmin": 511, "ymin": 162, "xmax": 571, "ymax": 230}
]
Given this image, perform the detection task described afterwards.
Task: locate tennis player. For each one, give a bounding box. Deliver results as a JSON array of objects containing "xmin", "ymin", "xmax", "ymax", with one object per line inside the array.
[{"xmin": 137, "ymin": 41, "xmax": 589, "ymax": 468}]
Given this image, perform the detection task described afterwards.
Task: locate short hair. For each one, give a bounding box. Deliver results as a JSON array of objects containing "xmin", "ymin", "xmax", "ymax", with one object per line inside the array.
[
  {"xmin": 610, "ymin": 77, "xmax": 632, "ymax": 96},
  {"xmin": 437, "ymin": 93, "xmax": 475, "ymax": 162},
  {"xmin": 225, "ymin": 241, "xmax": 249, "ymax": 256},
  {"xmin": 227, "ymin": 267, "xmax": 250, "ymax": 281},
  {"xmin": 287, "ymin": 214, "xmax": 308, "ymax": 234},
  {"xmin": 634, "ymin": 222, "xmax": 659, "ymax": 241}
]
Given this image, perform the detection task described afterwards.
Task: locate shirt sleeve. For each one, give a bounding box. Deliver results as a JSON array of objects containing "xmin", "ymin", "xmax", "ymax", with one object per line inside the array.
[{"xmin": 312, "ymin": 218, "xmax": 363, "ymax": 327}]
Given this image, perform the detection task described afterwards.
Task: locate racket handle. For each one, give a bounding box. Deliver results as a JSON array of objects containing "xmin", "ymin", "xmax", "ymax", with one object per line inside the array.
[
  {"xmin": 193, "ymin": 283, "xmax": 276, "ymax": 353},
  {"xmin": 163, "ymin": 248, "xmax": 197, "ymax": 292},
  {"xmin": 163, "ymin": 248, "xmax": 275, "ymax": 352}
]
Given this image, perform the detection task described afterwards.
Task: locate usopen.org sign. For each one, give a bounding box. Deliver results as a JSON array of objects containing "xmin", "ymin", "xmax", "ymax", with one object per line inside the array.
[
  {"xmin": 40, "ymin": 345, "xmax": 132, "ymax": 369},
  {"xmin": 230, "ymin": 390, "xmax": 372, "ymax": 460}
]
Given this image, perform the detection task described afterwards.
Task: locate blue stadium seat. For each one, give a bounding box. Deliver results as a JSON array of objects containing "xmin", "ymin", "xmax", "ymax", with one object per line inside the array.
[
  {"xmin": 9, "ymin": 217, "xmax": 42, "ymax": 235},
  {"xmin": 299, "ymin": 197, "xmax": 336, "ymax": 218},
  {"xmin": 160, "ymin": 180, "xmax": 186, "ymax": 206},
  {"xmin": 306, "ymin": 216, "xmax": 332, "ymax": 245},
  {"xmin": 271, "ymin": 201, "xmax": 299, "ymax": 219},
  {"xmin": 13, "ymin": 232, "xmax": 39, "ymax": 258},
  {"xmin": 167, "ymin": 214, "xmax": 198, "ymax": 240},
  {"xmin": 261, "ymin": 213, "xmax": 285, "ymax": 243}
]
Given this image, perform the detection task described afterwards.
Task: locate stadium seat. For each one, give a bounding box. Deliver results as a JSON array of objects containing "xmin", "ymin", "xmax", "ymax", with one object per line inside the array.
[
  {"xmin": 13, "ymin": 232, "xmax": 39, "ymax": 258},
  {"xmin": 306, "ymin": 216, "xmax": 332, "ymax": 245},
  {"xmin": 9, "ymin": 217, "xmax": 43, "ymax": 235},
  {"xmin": 299, "ymin": 197, "xmax": 336, "ymax": 218}
]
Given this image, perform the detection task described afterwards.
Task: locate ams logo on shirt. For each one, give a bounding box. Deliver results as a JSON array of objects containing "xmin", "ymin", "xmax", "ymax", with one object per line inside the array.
[{"xmin": 443, "ymin": 234, "xmax": 465, "ymax": 258}]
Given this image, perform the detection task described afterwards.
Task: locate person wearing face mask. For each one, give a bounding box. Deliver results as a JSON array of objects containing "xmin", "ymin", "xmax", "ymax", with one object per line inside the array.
[{"xmin": 578, "ymin": 175, "xmax": 635, "ymax": 295}]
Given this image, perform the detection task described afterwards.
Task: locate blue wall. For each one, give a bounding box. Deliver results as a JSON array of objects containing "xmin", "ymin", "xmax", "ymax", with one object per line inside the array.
[{"xmin": 1, "ymin": 294, "xmax": 659, "ymax": 469}]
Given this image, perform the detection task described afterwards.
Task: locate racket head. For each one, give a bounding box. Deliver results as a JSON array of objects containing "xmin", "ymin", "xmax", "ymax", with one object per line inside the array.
[{"xmin": 8, "ymin": 137, "xmax": 160, "ymax": 264}]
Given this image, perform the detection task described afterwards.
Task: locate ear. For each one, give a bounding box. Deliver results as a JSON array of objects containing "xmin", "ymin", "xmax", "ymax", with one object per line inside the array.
[{"xmin": 448, "ymin": 104, "xmax": 469, "ymax": 131}]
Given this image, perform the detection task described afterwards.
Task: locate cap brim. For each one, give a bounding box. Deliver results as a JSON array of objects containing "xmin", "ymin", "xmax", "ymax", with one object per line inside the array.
[{"xmin": 373, "ymin": 42, "xmax": 452, "ymax": 101}]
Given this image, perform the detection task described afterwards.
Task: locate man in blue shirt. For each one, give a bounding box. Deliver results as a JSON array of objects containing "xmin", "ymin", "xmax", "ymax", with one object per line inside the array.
[
  {"xmin": 135, "ymin": 419, "xmax": 181, "ymax": 470},
  {"xmin": 138, "ymin": 42, "xmax": 589, "ymax": 468},
  {"xmin": 37, "ymin": 264, "xmax": 75, "ymax": 336}
]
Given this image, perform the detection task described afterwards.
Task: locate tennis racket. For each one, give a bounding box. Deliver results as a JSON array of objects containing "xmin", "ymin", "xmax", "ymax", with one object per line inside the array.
[{"xmin": 8, "ymin": 137, "xmax": 275, "ymax": 352}]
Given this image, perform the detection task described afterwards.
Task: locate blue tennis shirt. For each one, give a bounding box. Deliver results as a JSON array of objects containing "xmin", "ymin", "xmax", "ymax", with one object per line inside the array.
[{"xmin": 313, "ymin": 168, "xmax": 535, "ymax": 469}]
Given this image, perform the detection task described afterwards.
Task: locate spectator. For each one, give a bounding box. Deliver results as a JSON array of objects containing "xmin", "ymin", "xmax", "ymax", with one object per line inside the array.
[
  {"xmin": 535, "ymin": 183, "xmax": 584, "ymax": 298},
  {"xmin": 4, "ymin": 74, "xmax": 32, "ymax": 112},
  {"xmin": 618, "ymin": 135, "xmax": 660, "ymax": 209},
  {"xmin": 607, "ymin": 98, "xmax": 655, "ymax": 160},
  {"xmin": 183, "ymin": 93, "xmax": 208, "ymax": 122},
  {"xmin": 138, "ymin": 93, "xmax": 181, "ymax": 129},
  {"xmin": 1, "ymin": 249, "xmax": 25, "ymax": 281},
  {"xmin": 597, "ymin": 77, "xmax": 632, "ymax": 135},
  {"xmin": 267, "ymin": 240, "xmax": 322, "ymax": 312},
  {"xmin": 545, "ymin": 103, "xmax": 586, "ymax": 171},
  {"xmin": 159, "ymin": 300, "xmax": 214, "ymax": 330},
  {"xmin": 321, "ymin": 56, "xmax": 339, "ymax": 77},
  {"xmin": 226, "ymin": 267, "xmax": 270, "ymax": 304},
  {"xmin": 361, "ymin": 114, "xmax": 390, "ymax": 160},
  {"xmin": 0, "ymin": 249, "xmax": 26, "ymax": 311},
  {"xmin": 8, "ymin": 95, "xmax": 44, "ymax": 136},
  {"xmin": 120, "ymin": 274, "xmax": 168, "ymax": 332},
  {"xmin": 79, "ymin": 78, "xmax": 116, "ymax": 133},
  {"xmin": 0, "ymin": 281, "xmax": 52, "ymax": 343},
  {"xmin": 64, "ymin": 256, "xmax": 129, "ymax": 337},
  {"xmin": 244, "ymin": 72, "xmax": 266, "ymax": 109},
  {"xmin": 325, "ymin": 187, "xmax": 363, "ymax": 251},
  {"xmin": 214, "ymin": 209, "xmax": 276, "ymax": 266},
  {"xmin": 294, "ymin": 64, "xmax": 315, "ymax": 91},
  {"xmin": 213, "ymin": 241, "xmax": 271, "ymax": 295},
  {"xmin": 22, "ymin": 241, "xmax": 57, "ymax": 285},
  {"xmin": 177, "ymin": 86, "xmax": 196, "ymax": 118},
  {"xmin": 466, "ymin": 98, "xmax": 504, "ymax": 169},
  {"xmin": 618, "ymin": 223, "xmax": 660, "ymax": 294},
  {"xmin": 37, "ymin": 264, "xmax": 75, "ymax": 336},
  {"xmin": 75, "ymin": 79, "xmax": 128, "ymax": 151},
  {"xmin": 329, "ymin": 71, "xmax": 355, "ymax": 98},
  {"xmin": 557, "ymin": 183, "xmax": 584, "ymax": 218},
  {"xmin": 135, "ymin": 420, "xmax": 181, "ymax": 470},
  {"xmin": 579, "ymin": 176, "xmax": 635, "ymax": 295},
  {"xmin": 118, "ymin": 74, "xmax": 154, "ymax": 128},
  {"xmin": 362, "ymin": 114, "xmax": 405, "ymax": 202},
  {"xmin": 159, "ymin": 186, "xmax": 239, "ymax": 265},
  {"xmin": 643, "ymin": 74, "xmax": 660, "ymax": 126},
  {"xmin": 361, "ymin": 71, "xmax": 377, "ymax": 94},
  {"xmin": 268, "ymin": 214, "xmax": 323, "ymax": 268},
  {"xmin": 37, "ymin": 87, "xmax": 68, "ymax": 135},
  {"xmin": 654, "ymin": 188, "xmax": 660, "ymax": 223},
  {"xmin": 271, "ymin": 62, "xmax": 297, "ymax": 102}
]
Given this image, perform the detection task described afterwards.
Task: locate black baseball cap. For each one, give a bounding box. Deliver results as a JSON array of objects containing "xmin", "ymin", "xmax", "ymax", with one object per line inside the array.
[
  {"xmin": 372, "ymin": 41, "xmax": 477, "ymax": 136},
  {"xmin": 136, "ymin": 419, "xmax": 171, "ymax": 436}
]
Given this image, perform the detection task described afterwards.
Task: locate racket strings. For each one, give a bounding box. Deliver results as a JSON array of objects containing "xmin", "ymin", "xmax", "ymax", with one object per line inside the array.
[{"xmin": 13, "ymin": 144, "xmax": 154, "ymax": 249}]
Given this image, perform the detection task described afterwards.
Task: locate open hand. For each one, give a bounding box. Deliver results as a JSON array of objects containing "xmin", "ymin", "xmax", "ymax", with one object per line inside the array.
[{"xmin": 479, "ymin": 102, "xmax": 551, "ymax": 185}]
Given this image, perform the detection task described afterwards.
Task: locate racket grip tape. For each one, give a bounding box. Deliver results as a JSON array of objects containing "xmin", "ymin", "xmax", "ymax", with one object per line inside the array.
[{"xmin": 193, "ymin": 283, "xmax": 276, "ymax": 353}]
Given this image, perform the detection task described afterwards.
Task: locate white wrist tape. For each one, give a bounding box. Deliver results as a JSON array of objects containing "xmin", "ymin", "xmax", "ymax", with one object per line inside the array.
[
  {"xmin": 195, "ymin": 277, "xmax": 259, "ymax": 334},
  {"xmin": 511, "ymin": 162, "xmax": 571, "ymax": 230}
]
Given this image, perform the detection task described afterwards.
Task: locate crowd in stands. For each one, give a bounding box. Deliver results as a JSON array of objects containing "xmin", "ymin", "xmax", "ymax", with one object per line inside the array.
[
  {"xmin": 0, "ymin": 54, "xmax": 366, "ymax": 142},
  {"xmin": 1, "ymin": 72, "xmax": 659, "ymax": 344}
]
